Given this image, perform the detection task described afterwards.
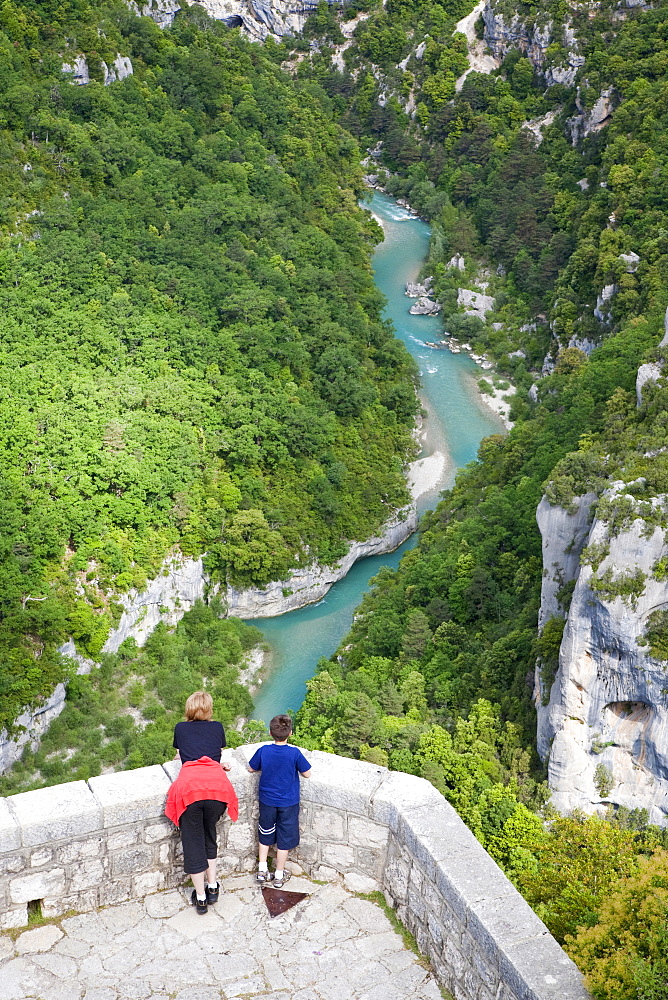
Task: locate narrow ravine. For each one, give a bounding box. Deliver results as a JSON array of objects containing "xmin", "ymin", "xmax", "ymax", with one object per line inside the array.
[{"xmin": 249, "ymin": 192, "xmax": 504, "ymax": 723}]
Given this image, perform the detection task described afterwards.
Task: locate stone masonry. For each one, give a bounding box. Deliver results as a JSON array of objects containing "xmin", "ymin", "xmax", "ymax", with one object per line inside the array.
[{"xmin": 0, "ymin": 748, "xmax": 589, "ymax": 1000}]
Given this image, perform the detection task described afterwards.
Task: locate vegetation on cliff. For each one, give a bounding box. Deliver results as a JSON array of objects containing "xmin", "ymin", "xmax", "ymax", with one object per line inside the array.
[
  {"xmin": 291, "ymin": 0, "xmax": 668, "ymax": 990},
  {"xmin": 0, "ymin": 0, "xmax": 419, "ymax": 731}
]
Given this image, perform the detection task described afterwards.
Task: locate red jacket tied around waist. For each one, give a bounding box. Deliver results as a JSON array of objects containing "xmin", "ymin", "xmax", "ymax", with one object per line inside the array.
[{"xmin": 165, "ymin": 756, "xmax": 239, "ymax": 826}]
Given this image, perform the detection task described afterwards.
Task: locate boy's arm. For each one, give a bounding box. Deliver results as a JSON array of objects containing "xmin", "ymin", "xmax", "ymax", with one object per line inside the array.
[{"xmin": 300, "ymin": 768, "xmax": 312, "ymax": 778}]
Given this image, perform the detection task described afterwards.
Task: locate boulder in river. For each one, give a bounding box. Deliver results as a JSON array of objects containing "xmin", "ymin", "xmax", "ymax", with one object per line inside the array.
[
  {"xmin": 410, "ymin": 296, "xmax": 441, "ymax": 316},
  {"xmin": 405, "ymin": 276, "xmax": 434, "ymax": 298}
]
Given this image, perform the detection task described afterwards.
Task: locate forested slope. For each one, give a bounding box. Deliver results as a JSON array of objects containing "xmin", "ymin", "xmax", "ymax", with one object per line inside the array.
[
  {"xmin": 0, "ymin": 0, "xmax": 419, "ymax": 732},
  {"xmin": 291, "ymin": 0, "xmax": 668, "ymax": 989}
]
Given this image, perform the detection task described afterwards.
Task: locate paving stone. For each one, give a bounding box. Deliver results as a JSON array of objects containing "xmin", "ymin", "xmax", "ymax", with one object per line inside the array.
[
  {"xmin": 222, "ymin": 975, "xmax": 267, "ymax": 997},
  {"xmin": 356, "ymin": 930, "xmax": 405, "ymax": 959},
  {"xmin": 342, "ymin": 896, "xmax": 394, "ymax": 932},
  {"xmin": 144, "ymin": 890, "xmax": 183, "ymax": 919},
  {"xmin": 3, "ymin": 862, "xmax": 463, "ymax": 1000},
  {"xmin": 0, "ymin": 933, "xmax": 15, "ymax": 961},
  {"xmin": 343, "ymin": 871, "xmax": 379, "ymax": 893},
  {"xmin": 15, "ymin": 924, "xmax": 64, "ymax": 954},
  {"xmin": 54, "ymin": 936, "xmax": 92, "ymax": 959},
  {"xmin": 173, "ymin": 989, "xmax": 222, "ymax": 1000},
  {"xmin": 33, "ymin": 951, "xmax": 79, "ymax": 978}
]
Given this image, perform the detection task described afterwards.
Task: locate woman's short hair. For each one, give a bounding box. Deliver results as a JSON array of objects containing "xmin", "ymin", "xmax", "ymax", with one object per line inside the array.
[{"xmin": 185, "ymin": 691, "xmax": 213, "ymax": 721}]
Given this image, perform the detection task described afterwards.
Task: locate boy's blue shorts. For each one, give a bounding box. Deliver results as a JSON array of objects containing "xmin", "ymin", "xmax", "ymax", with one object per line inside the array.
[{"xmin": 258, "ymin": 801, "xmax": 300, "ymax": 850}]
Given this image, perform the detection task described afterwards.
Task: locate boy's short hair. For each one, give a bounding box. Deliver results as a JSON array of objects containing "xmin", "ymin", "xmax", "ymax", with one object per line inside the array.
[
  {"xmin": 185, "ymin": 690, "xmax": 213, "ymax": 721},
  {"xmin": 269, "ymin": 714, "xmax": 292, "ymax": 741}
]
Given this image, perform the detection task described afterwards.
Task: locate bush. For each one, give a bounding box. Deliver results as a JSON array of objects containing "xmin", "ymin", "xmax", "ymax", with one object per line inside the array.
[{"xmin": 568, "ymin": 850, "xmax": 668, "ymax": 1000}]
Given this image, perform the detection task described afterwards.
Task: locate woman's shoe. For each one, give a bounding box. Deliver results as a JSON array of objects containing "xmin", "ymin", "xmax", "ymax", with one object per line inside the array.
[
  {"xmin": 191, "ymin": 889, "xmax": 208, "ymax": 914},
  {"xmin": 205, "ymin": 882, "xmax": 219, "ymax": 904}
]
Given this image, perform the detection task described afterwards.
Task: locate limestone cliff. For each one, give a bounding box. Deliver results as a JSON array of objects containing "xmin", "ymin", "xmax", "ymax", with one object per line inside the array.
[
  {"xmin": 0, "ymin": 503, "xmax": 416, "ymax": 771},
  {"xmin": 132, "ymin": 0, "xmax": 337, "ymax": 40},
  {"xmin": 482, "ymin": 1, "xmax": 585, "ymax": 87},
  {"xmin": 537, "ymin": 489, "xmax": 668, "ymax": 825}
]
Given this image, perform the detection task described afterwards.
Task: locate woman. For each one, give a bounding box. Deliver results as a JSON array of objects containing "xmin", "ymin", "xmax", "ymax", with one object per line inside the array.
[{"xmin": 165, "ymin": 691, "xmax": 238, "ymax": 914}]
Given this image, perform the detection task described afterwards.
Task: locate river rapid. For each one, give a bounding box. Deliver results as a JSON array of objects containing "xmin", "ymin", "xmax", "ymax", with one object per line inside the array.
[{"xmin": 248, "ymin": 191, "xmax": 504, "ymax": 724}]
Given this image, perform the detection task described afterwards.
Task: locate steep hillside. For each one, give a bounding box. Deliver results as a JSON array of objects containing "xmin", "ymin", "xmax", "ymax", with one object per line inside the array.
[
  {"xmin": 0, "ymin": 0, "xmax": 419, "ymax": 733},
  {"xmin": 290, "ymin": 2, "xmax": 668, "ymax": 982}
]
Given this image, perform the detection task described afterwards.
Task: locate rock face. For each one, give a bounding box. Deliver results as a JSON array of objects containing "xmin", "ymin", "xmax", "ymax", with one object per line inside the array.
[
  {"xmin": 61, "ymin": 55, "xmax": 90, "ymax": 85},
  {"xmin": 457, "ymin": 287, "xmax": 495, "ymax": 319},
  {"xmin": 482, "ymin": 2, "xmax": 584, "ymax": 87},
  {"xmin": 535, "ymin": 494, "xmax": 596, "ymax": 634},
  {"xmin": 594, "ymin": 282, "xmax": 616, "ymax": 323},
  {"xmin": 537, "ymin": 489, "xmax": 668, "ymax": 825},
  {"xmin": 569, "ymin": 88, "xmax": 614, "ymax": 143},
  {"xmin": 226, "ymin": 504, "xmax": 417, "ymax": 617},
  {"xmin": 130, "ymin": 0, "xmax": 343, "ymax": 40},
  {"xmin": 62, "ymin": 54, "xmax": 133, "ymax": 85}
]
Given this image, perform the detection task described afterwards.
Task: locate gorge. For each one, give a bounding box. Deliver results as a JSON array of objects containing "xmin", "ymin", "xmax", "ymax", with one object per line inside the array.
[{"xmin": 3, "ymin": 0, "xmax": 668, "ymax": 992}]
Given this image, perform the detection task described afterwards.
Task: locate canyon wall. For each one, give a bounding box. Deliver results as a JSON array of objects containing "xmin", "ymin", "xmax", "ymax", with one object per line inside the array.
[
  {"xmin": 132, "ymin": 0, "xmax": 342, "ymax": 40},
  {"xmin": 537, "ymin": 491, "xmax": 668, "ymax": 825},
  {"xmin": 0, "ymin": 504, "xmax": 416, "ymax": 773}
]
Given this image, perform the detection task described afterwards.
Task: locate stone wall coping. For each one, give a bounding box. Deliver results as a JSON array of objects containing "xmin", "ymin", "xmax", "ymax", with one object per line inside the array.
[
  {"xmin": 88, "ymin": 764, "xmax": 171, "ymax": 827},
  {"xmin": 7, "ymin": 779, "xmax": 102, "ymax": 848},
  {"xmin": 0, "ymin": 746, "xmax": 588, "ymax": 999},
  {"xmin": 0, "ymin": 796, "xmax": 20, "ymax": 852}
]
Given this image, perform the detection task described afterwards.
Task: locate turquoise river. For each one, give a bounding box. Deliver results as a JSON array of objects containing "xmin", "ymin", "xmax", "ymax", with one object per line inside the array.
[{"xmin": 249, "ymin": 191, "xmax": 504, "ymax": 724}]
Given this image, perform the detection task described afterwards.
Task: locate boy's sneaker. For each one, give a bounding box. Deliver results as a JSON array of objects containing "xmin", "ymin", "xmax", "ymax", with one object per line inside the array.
[
  {"xmin": 256, "ymin": 870, "xmax": 274, "ymax": 883},
  {"xmin": 191, "ymin": 890, "xmax": 207, "ymax": 915},
  {"xmin": 273, "ymin": 871, "xmax": 291, "ymax": 889}
]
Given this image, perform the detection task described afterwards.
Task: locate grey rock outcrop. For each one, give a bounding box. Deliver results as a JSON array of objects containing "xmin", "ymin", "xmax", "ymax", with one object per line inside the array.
[
  {"xmin": 594, "ymin": 283, "xmax": 616, "ymax": 323},
  {"xmin": 636, "ymin": 307, "xmax": 668, "ymax": 404},
  {"xmin": 457, "ymin": 287, "xmax": 495, "ymax": 319},
  {"xmin": 536, "ymin": 494, "xmax": 596, "ymax": 634},
  {"xmin": 636, "ymin": 361, "xmax": 664, "ymax": 406},
  {"xmin": 62, "ymin": 54, "xmax": 133, "ymax": 86},
  {"xmin": 409, "ymin": 296, "xmax": 441, "ymax": 316},
  {"xmin": 569, "ymin": 88, "xmax": 614, "ymax": 143},
  {"xmin": 226, "ymin": 504, "xmax": 417, "ymax": 617},
  {"xmin": 129, "ymin": 0, "xmax": 344, "ymax": 40},
  {"xmin": 538, "ymin": 485, "xmax": 668, "ymax": 825},
  {"xmin": 103, "ymin": 55, "xmax": 134, "ymax": 84},
  {"xmin": 0, "ymin": 685, "xmax": 68, "ymax": 774},
  {"xmin": 446, "ymin": 254, "xmax": 465, "ymax": 270},
  {"xmin": 619, "ymin": 251, "xmax": 640, "ymax": 273},
  {"xmin": 405, "ymin": 277, "xmax": 434, "ymax": 297},
  {"xmin": 61, "ymin": 55, "xmax": 90, "ymax": 85},
  {"xmin": 482, "ymin": 3, "xmax": 584, "ymax": 87},
  {"xmin": 568, "ymin": 335, "xmax": 597, "ymax": 355}
]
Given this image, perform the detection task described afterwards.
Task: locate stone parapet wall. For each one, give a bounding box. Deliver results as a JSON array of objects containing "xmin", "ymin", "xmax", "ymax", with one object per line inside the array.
[{"xmin": 0, "ymin": 748, "xmax": 588, "ymax": 1000}]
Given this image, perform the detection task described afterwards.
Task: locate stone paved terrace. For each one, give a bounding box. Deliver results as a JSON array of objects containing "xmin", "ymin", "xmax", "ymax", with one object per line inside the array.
[
  {"xmin": 0, "ymin": 875, "xmax": 444, "ymax": 1000},
  {"xmin": 0, "ymin": 748, "xmax": 589, "ymax": 1000}
]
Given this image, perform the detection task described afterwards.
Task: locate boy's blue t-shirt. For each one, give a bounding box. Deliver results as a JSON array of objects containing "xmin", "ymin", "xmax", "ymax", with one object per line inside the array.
[{"xmin": 248, "ymin": 743, "xmax": 310, "ymax": 807}]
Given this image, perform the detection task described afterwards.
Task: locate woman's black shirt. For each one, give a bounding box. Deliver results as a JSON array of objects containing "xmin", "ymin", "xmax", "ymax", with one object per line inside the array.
[{"xmin": 173, "ymin": 720, "xmax": 226, "ymax": 763}]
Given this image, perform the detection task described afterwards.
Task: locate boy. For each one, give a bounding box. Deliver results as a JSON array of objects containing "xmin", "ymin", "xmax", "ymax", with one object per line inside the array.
[{"xmin": 248, "ymin": 714, "xmax": 311, "ymax": 888}]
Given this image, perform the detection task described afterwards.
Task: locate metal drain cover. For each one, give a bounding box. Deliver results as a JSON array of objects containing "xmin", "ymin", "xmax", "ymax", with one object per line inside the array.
[{"xmin": 261, "ymin": 885, "xmax": 308, "ymax": 917}]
